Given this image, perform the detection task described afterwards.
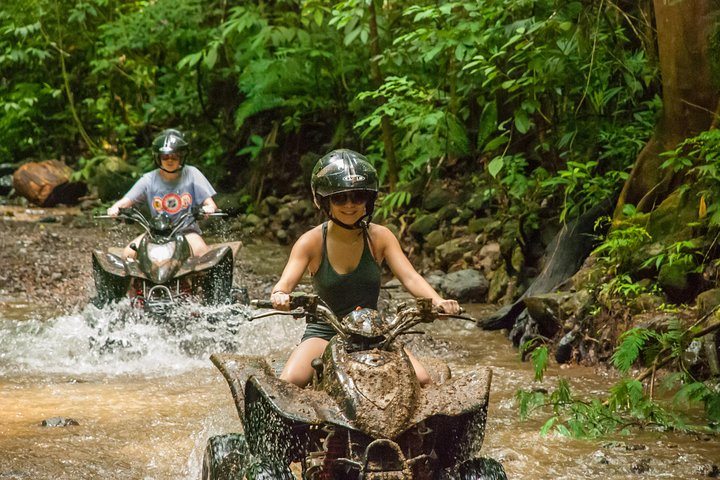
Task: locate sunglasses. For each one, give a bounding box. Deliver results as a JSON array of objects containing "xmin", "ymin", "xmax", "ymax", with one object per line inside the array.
[
  {"xmin": 159, "ymin": 153, "xmax": 180, "ymax": 162},
  {"xmin": 329, "ymin": 191, "xmax": 370, "ymax": 205}
]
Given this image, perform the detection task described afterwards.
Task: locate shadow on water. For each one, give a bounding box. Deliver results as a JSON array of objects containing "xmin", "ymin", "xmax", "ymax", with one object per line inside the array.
[{"xmin": 0, "ymin": 301, "xmax": 718, "ymax": 479}]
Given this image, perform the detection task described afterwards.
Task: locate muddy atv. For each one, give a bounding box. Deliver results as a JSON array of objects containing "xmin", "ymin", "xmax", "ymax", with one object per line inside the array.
[
  {"xmin": 203, "ymin": 294, "xmax": 506, "ymax": 479},
  {"xmin": 92, "ymin": 206, "xmax": 244, "ymax": 315}
]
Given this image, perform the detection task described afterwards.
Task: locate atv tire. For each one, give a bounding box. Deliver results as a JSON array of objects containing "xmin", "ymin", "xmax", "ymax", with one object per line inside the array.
[
  {"xmin": 202, "ymin": 433, "xmax": 294, "ymax": 480},
  {"xmin": 202, "ymin": 433, "xmax": 250, "ymax": 480},
  {"xmin": 92, "ymin": 255, "xmax": 127, "ymax": 307},
  {"xmin": 440, "ymin": 457, "xmax": 507, "ymax": 480},
  {"xmin": 245, "ymin": 461, "xmax": 294, "ymax": 480},
  {"xmin": 203, "ymin": 251, "xmax": 234, "ymax": 305}
]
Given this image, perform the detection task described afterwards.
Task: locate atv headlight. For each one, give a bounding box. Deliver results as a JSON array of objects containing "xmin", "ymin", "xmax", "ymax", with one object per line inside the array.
[{"xmin": 147, "ymin": 243, "xmax": 176, "ymax": 263}]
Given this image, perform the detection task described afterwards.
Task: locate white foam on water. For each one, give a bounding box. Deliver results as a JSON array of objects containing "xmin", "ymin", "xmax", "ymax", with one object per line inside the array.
[{"xmin": 0, "ymin": 302, "xmax": 304, "ymax": 377}]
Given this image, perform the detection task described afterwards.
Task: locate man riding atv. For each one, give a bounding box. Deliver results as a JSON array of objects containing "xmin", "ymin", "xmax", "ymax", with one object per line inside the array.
[{"xmin": 106, "ymin": 128, "xmax": 218, "ymax": 258}]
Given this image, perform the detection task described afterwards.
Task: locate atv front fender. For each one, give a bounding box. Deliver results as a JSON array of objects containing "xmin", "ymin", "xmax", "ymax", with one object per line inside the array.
[
  {"xmin": 176, "ymin": 242, "xmax": 241, "ymax": 277},
  {"xmin": 412, "ymin": 368, "xmax": 493, "ymax": 466},
  {"xmin": 92, "ymin": 249, "xmax": 126, "ymax": 278},
  {"xmin": 210, "ymin": 353, "xmax": 352, "ymax": 429}
]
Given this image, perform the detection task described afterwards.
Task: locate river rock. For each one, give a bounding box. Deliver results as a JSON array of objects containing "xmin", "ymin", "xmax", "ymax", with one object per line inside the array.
[
  {"xmin": 41, "ymin": 416, "xmax": 79, "ymax": 427},
  {"xmin": 436, "ymin": 204, "xmax": 460, "ymax": 222},
  {"xmin": 477, "ymin": 241, "xmax": 502, "ymax": 274},
  {"xmin": 487, "ymin": 264, "xmax": 510, "ymax": 304},
  {"xmin": 629, "ymin": 292, "xmax": 664, "ymax": 314},
  {"xmin": 523, "ymin": 291, "xmax": 585, "ymax": 338},
  {"xmin": 555, "ymin": 327, "xmax": 579, "ymax": 364},
  {"xmin": 442, "ymin": 269, "xmax": 488, "ymax": 303},
  {"xmin": 657, "ymin": 261, "xmax": 702, "ymax": 304},
  {"xmin": 696, "ymin": 288, "xmax": 720, "ymax": 316},
  {"xmin": 276, "ymin": 205, "xmax": 293, "ymax": 225},
  {"xmin": 244, "ymin": 213, "xmax": 262, "ymax": 226},
  {"xmin": 423, "ymin": 270, "xmax": 446, "ymax": 292},
  {"xmin": 423, "ymin": 230, "xmax": 445, "ymax": 251},
  {"xmin": 435, "ymin": 236, "xmax": 475, "ymax": 269}
]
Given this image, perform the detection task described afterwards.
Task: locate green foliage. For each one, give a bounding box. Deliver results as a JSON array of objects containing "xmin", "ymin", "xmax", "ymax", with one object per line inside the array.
[
  {"xmin": 520, "ymin": 341, "xmax": 550, "ymax": 382},
  {"xmin": 592, "ymin": 221, "xmax": 651, "ymax": 274},
  {"xmin": 661, "ymin": 129, "xmax": 720, "ymax": 226},
  {"xmin": 355, "ymin": 76, "xmax": 470, "ymax": 186},
  {"xmin": 376, "ymin": 190, "xmax": 413, "ymax": 220},
  {"xmin": 518, "ymin": 314, "xmax": 720, "ymax": 438},
  {"xmin": 641, "ymin": 239, "xmax": 704, "ymax": 275},
  {"xmin": 1, "ymin": 0, "xmax": 659, "ymax": 216},
  {"xmin": 612, "ymin": 328, "xmax": 652, "ymax": 373}
]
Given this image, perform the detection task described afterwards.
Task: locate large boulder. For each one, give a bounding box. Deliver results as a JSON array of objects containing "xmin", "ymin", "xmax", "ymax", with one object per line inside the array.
[{"xmin": 442, "ymin": 269, "xmax": 488, "ymax": 303}]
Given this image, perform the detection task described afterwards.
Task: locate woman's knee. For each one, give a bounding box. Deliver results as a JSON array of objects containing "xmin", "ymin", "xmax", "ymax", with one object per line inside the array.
[
  {"xmin": 280, "ymin": 338, "xmax": 328, "ymax": 387},
  {"xmin": 406, "ymin": 348, "xmax": 431, "ymax": 385}
]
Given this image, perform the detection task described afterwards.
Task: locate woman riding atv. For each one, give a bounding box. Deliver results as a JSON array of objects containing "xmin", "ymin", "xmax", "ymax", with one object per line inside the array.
[
  {"xmin": 270, "ymin": 149, "xmax": 460, "ymax": 387},
  {"xmin": 106, "ymin": 128, "xmax": 218, "ymax": 258}
]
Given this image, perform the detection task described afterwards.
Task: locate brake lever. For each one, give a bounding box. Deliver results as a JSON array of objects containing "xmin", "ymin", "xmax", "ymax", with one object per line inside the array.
[
  {"xmin": 440, "ymin": 313, "xmax": 479, "ymax": 323},
  {"xmin": 249, "ymin": 307, "xmax": 307, "ymax": 322}
]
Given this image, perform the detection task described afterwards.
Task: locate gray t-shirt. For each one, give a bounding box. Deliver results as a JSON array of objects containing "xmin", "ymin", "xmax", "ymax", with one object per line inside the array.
[{"xmin": 124, "ymin": 166, "xmax": 216, "ymax": 232}]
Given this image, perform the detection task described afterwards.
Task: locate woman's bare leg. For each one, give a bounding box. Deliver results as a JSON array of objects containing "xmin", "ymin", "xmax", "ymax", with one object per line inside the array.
[
  {"xmin": 405, "ymin": 348, "xmax": 431, "ymax": 385},
  {"xmin": 280, "ymin": 338, "xmax": 329, "ymax": 387}
]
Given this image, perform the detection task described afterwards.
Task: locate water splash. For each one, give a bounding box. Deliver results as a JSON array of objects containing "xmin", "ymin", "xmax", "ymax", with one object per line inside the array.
[{"xmin": 0, "ymin": 301, "xmax": 304, "ymax": 377}]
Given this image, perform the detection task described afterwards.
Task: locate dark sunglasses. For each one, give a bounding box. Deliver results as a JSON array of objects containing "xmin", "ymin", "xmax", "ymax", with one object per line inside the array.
[
  {"xmin": 329, "ymin": 191, "xmax": 370, "ymax": 205},
  {"xmin": 159, "ymin": 153, "xmax": 181, "ymax": 162}
]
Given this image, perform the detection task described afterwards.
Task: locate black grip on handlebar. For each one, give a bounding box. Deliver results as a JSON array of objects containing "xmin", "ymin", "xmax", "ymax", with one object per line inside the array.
[{"xmin": 251, "ymin": 300, "xmax": 274, "ymax": 309}]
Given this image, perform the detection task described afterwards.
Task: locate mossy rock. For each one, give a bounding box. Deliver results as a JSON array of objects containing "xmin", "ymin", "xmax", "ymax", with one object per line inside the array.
[
  {"xmin": 93, "ymin": 156, "xmax": 138, "ymax": 202},
  {"xmin": 409, "ymin": 213, "xmax": 439, "ymax": 238},
  {"xmin": 422, "ymin": 185, "xmax": 455, "ymax": 212}
]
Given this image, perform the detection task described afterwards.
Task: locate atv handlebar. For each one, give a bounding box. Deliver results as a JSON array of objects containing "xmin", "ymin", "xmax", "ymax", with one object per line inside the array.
[
  {"xmin": 95, "ymin": 206, "xmax": 226, "ymax": 236},
  {"xmin": 249, "ymin": 293, "xmax": 475, "ymax": 348}
]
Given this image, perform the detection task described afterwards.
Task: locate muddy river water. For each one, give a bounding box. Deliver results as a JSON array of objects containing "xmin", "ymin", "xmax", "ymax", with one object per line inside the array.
[{"xmin": 1, "ymin": 243, "xmax": 719, "ymax": 479}]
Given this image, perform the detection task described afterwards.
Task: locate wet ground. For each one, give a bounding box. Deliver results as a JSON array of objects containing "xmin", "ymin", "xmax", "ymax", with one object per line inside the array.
[{"xmin": 1, "ymin": 211, "xmax": 719, "ymax": 479}]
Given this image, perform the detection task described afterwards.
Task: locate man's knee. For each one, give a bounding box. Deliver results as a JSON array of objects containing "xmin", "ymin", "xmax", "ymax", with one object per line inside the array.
[{"xmin": 185, "ymin": 233, "xmax": 209, "ymax": 256}]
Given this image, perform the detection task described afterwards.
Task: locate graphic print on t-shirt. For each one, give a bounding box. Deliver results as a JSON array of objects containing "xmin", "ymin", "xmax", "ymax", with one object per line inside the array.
[{"xmin": 152, "ymin": 192, "xmax": 193, "ymax": 214}]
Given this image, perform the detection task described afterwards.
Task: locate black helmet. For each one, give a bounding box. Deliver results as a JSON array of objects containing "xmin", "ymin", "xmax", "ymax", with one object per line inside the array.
[
  {"xmin": 311, "ymin": 149, "xmax": 378, "ymax": 228},
  {"xmin": 152, "ymin": 128, "xmax": 188, "ymax": 171}
]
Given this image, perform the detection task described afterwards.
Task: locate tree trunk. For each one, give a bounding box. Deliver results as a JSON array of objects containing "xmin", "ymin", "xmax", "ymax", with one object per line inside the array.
[
  {"xmin": 368, "ymin": 0, "xmax": 398, "ymax": 191},
  {"xmin": 614, "ymin": 1, "xmax": 719, "ymax": 219},
  {"xmin": 12, "ymin": 160, "xmax": 86, "ymax": 207}
]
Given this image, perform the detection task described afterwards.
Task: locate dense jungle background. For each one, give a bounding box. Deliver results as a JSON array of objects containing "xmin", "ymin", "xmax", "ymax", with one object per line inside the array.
[{"xmin": 2, "ymin": 0, "xmax": 720, "ymax": 440}]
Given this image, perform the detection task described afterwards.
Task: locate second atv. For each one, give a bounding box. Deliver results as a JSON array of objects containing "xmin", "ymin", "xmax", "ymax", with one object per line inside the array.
[{"xmin": 92, "ymin": 206, "xmax": 242, "ymax": 315}]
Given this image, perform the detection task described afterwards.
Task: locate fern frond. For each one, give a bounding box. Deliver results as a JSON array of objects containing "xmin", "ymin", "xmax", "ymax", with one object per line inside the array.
[{"xmin": 611, "ymin": 328, "xmax": 651, "ymax": 373}]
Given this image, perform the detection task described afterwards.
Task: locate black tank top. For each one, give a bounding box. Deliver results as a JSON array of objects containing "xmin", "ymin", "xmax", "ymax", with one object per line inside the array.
[{"xmin": 312, "ymin": 222, "xmax": 381, "ymax": 319}]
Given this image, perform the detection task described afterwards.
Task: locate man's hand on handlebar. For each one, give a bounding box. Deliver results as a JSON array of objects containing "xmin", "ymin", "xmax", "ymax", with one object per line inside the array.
[{"xmin": 107, "ymin": 205, "xmax": 120, "ymax": 217}]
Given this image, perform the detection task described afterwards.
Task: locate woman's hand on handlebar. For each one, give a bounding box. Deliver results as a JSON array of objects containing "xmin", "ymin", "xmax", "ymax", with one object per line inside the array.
[
  {"xmin": 434, "ymin": 298, "xmax": 460, "ymax": 315},
  {"xmin": 270, "ymin": 291, "xmax": 291, "ymax": 311}
]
